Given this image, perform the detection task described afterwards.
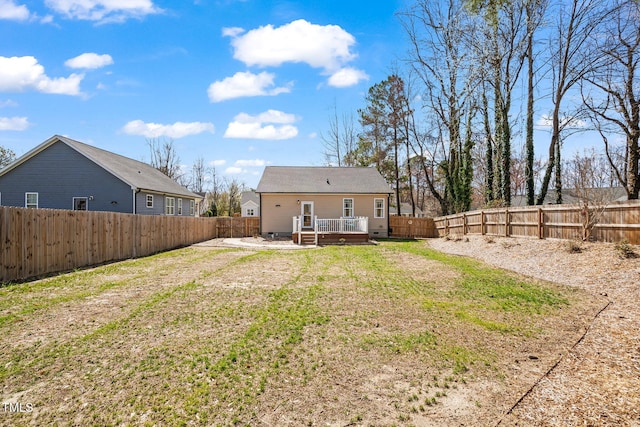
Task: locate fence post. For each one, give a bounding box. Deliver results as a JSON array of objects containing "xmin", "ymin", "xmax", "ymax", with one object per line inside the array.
[
  {"xmin": 505, "ymin": 208, "xmax": 509, "ymax": 237},
  {"xmin": 538, "ymin": 207, "xmax": 543, "ymax": 239},
  {"xmin": 480, "ymin": 211, "xmax": 485, "ymax": 235},
  {"xmin": 463, "ymin": 213, "xmax": 467, "ymax": 235}
]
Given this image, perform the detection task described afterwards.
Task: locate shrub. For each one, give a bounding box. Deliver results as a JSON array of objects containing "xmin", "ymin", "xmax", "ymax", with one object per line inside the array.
[
  {"xmin": 566, "ymin": 239, "xmax": 583, "ymax": 253},
  {"xmin": 614, "ymin": 239, "xmax": 637, "ymax": 259}
]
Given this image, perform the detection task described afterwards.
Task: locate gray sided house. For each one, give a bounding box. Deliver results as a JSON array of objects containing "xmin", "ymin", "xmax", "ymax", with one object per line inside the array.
[
  {"xmin": 0, "ymin": 135, "xmax": 201, "ymax": 215},
  {"xmin": 256, "ymin": 166, "xmax": 392, "ymax": 243}
]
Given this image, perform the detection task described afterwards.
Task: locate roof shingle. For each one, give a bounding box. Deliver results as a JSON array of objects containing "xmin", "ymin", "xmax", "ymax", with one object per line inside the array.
[{"xmin": 256, "ymin": 166, "xmax": 392, "ymax": 194}]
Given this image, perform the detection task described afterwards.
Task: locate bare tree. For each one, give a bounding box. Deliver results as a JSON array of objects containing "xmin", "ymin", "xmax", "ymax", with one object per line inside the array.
[
  {"xmin": 400, "ymin": 0, "xmax": 479, "ymax": 214},
  {"xmin": 322, "ymin": 104, "xmax": 359, "ymax": 167},
  {"xmin": 581, "ymin": 0, "xmax": 640, "ymax": 200},
  {"xmin": 0, "ymin": 146, "xmax": 16, "ymax": 168},
  {"xmin": 147, "ymin": 137, "xmax": 185, "ymax": 185},
  {"xmin": 189, "ymin": 156, "xmax": 207, "ymax": 193},
  {"xmin": 536, "ymin": 0, "xmax": 609, "ymax": 205}
]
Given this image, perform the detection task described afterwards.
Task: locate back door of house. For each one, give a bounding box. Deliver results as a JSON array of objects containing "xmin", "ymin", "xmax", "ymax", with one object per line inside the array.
[{"xmin": 301, "ymin": 201, "xmax": 313, "ymax": 229}]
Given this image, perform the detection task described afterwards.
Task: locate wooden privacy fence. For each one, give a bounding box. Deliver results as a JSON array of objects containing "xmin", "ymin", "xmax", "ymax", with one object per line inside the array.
[
  {"xmin": 389, "ymin": 216, "xmax": 438, "ymax": 238},
  {"xmin": 0, "ymin": 206, "xmax": 260, "ymax": 282},
  {"xmin": 433, "ymin": 201, "xmax": 640, "ymax": 244}
]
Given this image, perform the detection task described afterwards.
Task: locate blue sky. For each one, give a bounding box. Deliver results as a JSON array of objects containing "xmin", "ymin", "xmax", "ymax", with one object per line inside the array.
[{"xmin": 0, "ymin": 0, "xmax": 407, "ymax": 189}]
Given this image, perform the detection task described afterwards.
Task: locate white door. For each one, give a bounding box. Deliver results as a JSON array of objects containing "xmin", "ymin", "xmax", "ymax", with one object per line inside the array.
[{"xmin": 301, "ymin": 202, "xmax": 314, "ymax": 229}]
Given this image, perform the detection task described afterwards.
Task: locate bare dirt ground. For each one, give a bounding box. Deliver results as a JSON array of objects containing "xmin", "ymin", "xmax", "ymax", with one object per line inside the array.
[
  {"xmin": 428, "ymin": 236, "xmax": 640, "ymax": 426},
  {"xmin": 0, "ymin": 239, "xmax": 623, "ymax": 426}
]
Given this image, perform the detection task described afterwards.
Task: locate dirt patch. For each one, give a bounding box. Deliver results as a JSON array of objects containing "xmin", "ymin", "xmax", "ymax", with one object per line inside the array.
[
  {"xmin": 429, "ymin": 236, "xmax": 640, "ymax": 426},
  {"xmin": 0, "ymin": 241, "xmax": 607, "ymax": 426}
]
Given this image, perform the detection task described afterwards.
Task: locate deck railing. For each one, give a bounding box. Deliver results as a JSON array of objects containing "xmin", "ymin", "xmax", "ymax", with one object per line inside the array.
[{"xmin": 292, "ymin": 216, "xmax": 369, "ymax": 245}]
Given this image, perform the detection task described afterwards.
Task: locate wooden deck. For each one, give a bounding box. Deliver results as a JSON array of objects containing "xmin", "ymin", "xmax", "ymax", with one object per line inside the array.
[{"xmin": 292, "ymin": 231, "xmax": 369, "ymax": 245}]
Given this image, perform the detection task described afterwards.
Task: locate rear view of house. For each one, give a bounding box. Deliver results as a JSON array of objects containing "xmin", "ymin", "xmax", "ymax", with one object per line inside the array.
[
  {"xmin": 256, "ymin": 166, "xmax": 392, "ymax": 243},
  {"xmin": 0, "ymin": 135, "xmax": 201, "ymax": 215}
]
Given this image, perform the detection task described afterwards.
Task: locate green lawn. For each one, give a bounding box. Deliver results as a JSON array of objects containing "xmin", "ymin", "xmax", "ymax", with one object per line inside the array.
[{"xmin": 0, "ymin": 241, "xmax": 601, "ymax": 426}]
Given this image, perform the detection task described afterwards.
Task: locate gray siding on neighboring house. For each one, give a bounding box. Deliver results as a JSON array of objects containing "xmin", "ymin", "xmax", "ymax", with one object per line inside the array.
[
  {"xmin": 134, "ymin": 192, "xmax": 195, "ymax": 216},
  {"xmin": 0, "ymin": 141, "xmax": 133, "ymax": 212}
]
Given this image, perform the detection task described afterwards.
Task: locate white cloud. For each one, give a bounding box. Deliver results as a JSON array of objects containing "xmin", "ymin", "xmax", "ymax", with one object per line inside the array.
[
  {"xmin": 537, "ymin": 114, "xmax": 587, "ymax": 129},
  {"xmin": 0, "ymin": 116, "xmax": 29, "ymax": 131},
  {"xmin": 0, "ymin": 56, "xmax": 84, "ymax": 96},
  {"xmin": 0, "ymin": 0, "xmax": 30, "ymax": 20},
  {"xmin": 0, "ymin": 99, "xmax": 18, "ymax": 108},
  {"xmin": 65, "ymin": 53, "xmax": 113, "ymax": 69},
  {"xmin": 224, "ymin": 166, "xmax": 261, "ymax": 176},
  {"xmin": 207, "ymin": 71, "xmax": 291, "ymax": 102},
  {"xmin": 221, "ymin": 26, "xmax": 244, "ymax": 37},
  {"xmin": 225, "ymin": 166, "xmax": 244, "ymax": 174},
  {"xmin": 234, "ymin": 159, "xmax": 265, "ymax": 167},
  {"xmin": 327, "ymin": 67, "xmax": 368, "ymax": 87},
  {"xmin": 122, "ymin": 120, "xmax": 214, "ymax": 138},
  {"xmin": 224, "ymin": 110, "xmax": 298, "ymax": 140},
  {"xmin": 226, "ymin": 19, "xmax": 357, "ymax": 73},
  {"xmin": 209, "ymin": 159, "xmax": 226, "ymax": 167},
  {"xmin": 44, "ymin": 0, "xmax": 162, "ymax": 23}
]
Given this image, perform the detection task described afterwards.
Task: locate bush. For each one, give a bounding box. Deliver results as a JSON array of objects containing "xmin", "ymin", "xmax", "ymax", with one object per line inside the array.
[
  {"xmin": 614, "ymin": 239, "xmax": 637, "ymax": 259},
  {"xmin": 566, "ymin": 239, "xmax": 583, "ymax": 253}
]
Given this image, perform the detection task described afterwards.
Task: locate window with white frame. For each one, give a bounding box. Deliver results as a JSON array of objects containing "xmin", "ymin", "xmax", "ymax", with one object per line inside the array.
[
  {"xmin": 189, "ymin": 200, "xmax": 195, "ymax": 216},
  {"xmin": 247, "ymin": 208, "xmax": 255, "ymax": 216},
  {"xmin": 343, "ymin": 198, "xmax": 354, "ymax": 218},
  {"xmin": 374, "ymin": 198, "xmax": 385, "ymax": 218},
  {"xmin": 146, "ymin": 194, "xmax": 153, "ymax": 208},
  {"xmin": 165, "ymin": 197, "xmax": 175, "ymax": 215},
  {"xmin": 25, "ymin": 192, "xmax": 38, "ymax": 208},
  {"xmin": 177, "ymin": 198, "xmax": 183, "ymax": 215}
]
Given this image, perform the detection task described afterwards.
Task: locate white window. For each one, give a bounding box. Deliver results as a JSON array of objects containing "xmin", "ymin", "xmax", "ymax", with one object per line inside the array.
[
  {"xmin": 374, "ymin": 198, "xmax": 385, "ymax": 218},
  {"xmin": 189, "ymin": 200, "xmax": 195, "ymax": 216},
  {"xmin": 177, "ymin": 198, "xmax": 183, "ymax": 215},
  {"xmin": 25, "ymin": 192, "xmax": 38, "ymax": 208},
  {"xmin": 247, "ymin": 208, "xmax": 255, "ymax": 216},
  {"xmin": 343, "ymin": 198, "xmax": 354, "ymax": 218},
  {"xmin": 146, "ymin": 194, "xmax": 153, "ymax": 208},
  {"xmin": 165, "ymin": 197, "xmax": 175, "ymax": 215}
]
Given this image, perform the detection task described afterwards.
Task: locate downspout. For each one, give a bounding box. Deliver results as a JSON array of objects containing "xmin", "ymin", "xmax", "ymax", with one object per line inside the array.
[
  {"xmin": 132, "ymin": 187, "xmax": 139, "ymax": 214},
  {"xmin": 258, "ymin": 192, "xmax": 262, "ymax": 236}
]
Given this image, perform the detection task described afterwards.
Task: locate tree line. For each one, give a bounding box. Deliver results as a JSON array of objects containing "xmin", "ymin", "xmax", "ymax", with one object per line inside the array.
[
  {"xmin": 323, "ymin": 0, "xmax": 639, "ymax": 216},
  {"xmin": 146, "ymin": 137, "xmax": 246, "ymax": 217}
]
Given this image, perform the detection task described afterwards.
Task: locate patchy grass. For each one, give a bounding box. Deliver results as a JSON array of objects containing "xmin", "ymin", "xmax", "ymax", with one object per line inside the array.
[{"xmin": 0, "ymin": 241, "xmax": 601, "ymax": 426}]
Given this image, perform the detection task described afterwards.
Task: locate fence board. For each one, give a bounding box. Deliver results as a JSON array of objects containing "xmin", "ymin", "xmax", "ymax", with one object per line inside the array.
[
  {"xmin": 0, "ymin": 207, "xmax": 261, "ymax": 283},
  {"xmin": 434, "ymin": 201, "xmax": 640, "ymax": 244},
  {"xmin": 389, "ymin": 216, "xmax": 438, "ymax": 238}
]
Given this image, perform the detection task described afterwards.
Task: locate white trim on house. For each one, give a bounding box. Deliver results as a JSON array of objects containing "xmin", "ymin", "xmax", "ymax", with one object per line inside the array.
[
  {"xmin": 374, "ymin": 198, "xmax": 385, "ymax": 218},
  {"xmin": 241, "ymin": 200, "xmax": 260, "ymax": 217},
  {"xmin": 301, "ymin": 201, "xmax": 314, "ymax": 228},
  {"xmin": 177, "ymin": 198, "xmax": 183, "ymax": 215},
  {"xmin": 25, "ymin": 192, "xmax": 38, "ymax": 208},
  {"xmin": 73, "ymin": 197, "xmax": 88, "ymax": 211},
  {"xmin": 165, "ymin": 197, "xmax": 175, "ymax": 215},
  {"xmin": 343, "ymin": 198, "xmax": 354, "ymax": 218},
  {"xmin": 189, "ymin": 200, "xmax": 195, "ymax": 216}
]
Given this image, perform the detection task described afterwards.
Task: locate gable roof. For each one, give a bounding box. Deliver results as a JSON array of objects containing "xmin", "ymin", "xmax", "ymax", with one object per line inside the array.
[
  {"xmin": 0, "ymin": 135, "xmax": 200, "ymax": 199},
  {"xmin": 256, "ymin": 166, "xmax": 392, "ymax": 194},
  {"xmin": 241, "ymin": 190, "xmax": 259, "ymax": 205}
]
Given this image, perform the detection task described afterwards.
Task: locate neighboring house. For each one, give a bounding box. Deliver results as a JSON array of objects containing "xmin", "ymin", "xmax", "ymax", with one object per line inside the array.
[
  {"xmin": 511, "ymin": 187, "xmax": 627, "ymax": 207},
  {"xmin": 0, "ymin": 135, "xmax": 201, "ymax": 215},
  {"xmin": 256, "ymin": 166, "xmax": 392, "ymax": 243},
  {"xmin": 241, "ymin": 191, "xmax": 260, "ymax": 217},
  {"xmin": 389, "ymin": 202, "xmax": 425, "ymax": 217}
]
